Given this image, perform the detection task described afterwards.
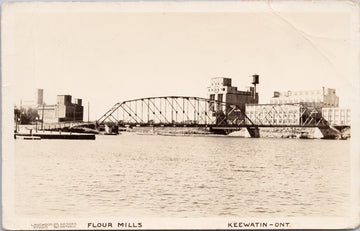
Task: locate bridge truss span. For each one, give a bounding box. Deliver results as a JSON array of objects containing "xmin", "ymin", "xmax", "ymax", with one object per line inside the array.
[{"xmin": 97, "ymin": 96, "xmax": 254, "ymax": 127}]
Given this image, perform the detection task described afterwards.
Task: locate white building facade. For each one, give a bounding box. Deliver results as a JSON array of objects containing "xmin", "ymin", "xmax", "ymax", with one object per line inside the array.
[{"xmin": 270, "ymin": 87, "xmax": 339, "ymax": 107}]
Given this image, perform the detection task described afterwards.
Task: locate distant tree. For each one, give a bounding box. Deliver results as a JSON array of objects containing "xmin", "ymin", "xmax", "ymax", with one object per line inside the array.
[
  {"xmin": 14, "ymin": 108, "xmax": 21, "ymax": 119},
  {"xmin": 14, "ymin": 107, "xmax": 39, "ymax": 124}
]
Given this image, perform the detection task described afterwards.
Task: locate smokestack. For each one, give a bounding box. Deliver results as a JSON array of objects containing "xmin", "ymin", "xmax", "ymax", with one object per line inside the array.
[{"xmin": 36, "ymin": 89, "xmax": 44, "ymax": 105}]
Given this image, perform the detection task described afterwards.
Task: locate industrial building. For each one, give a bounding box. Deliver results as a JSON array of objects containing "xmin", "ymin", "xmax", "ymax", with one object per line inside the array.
[
  {"xmin": 37, "ymin": 93, "xmax": 84, "ymax": 123},
  {"xmin": 246, "ymin": 103, "xmax": 328, "ymax": 126},
  {"xmin": 269, "ymin": 87, "xmax": 339, "ymax": 107},
  {"xmin": 207, "ymin": 76, "xmax": 258, "ymax": 112},
  {"xmin": 322, "ymin": 108, "xmax": 351, "ymax": 126},
  {"xmin": 246, "ymin": 104, "xmax": 302, "ymax": 125},
  {"xmin": 246, "ymin": 86, "xmax": 342, "ymax": 126}
]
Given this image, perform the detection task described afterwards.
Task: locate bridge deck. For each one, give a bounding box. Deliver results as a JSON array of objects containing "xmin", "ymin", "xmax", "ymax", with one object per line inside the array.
[{"xmin": 115, "ymin": 123, "xmax": 332, "ymax": 129}]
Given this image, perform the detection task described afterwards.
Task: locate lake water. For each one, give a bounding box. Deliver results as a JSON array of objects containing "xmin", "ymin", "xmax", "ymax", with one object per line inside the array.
[{"xmin": 14, "ymin": 135, "xmax": 351, "ymax": 218}]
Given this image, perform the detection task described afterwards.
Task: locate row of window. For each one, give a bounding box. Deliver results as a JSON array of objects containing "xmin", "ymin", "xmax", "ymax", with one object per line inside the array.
[
  {"xmin": 209, "ymin": 94, "xmax": 224, "ymax": 100},
  {"xmin": 325, "ymin": 119, "xmax": 351, "ymax": 124},
  {"xmin": 247, "ymin": 113, "xmax": 299, "ymax": 117},
  {"xmin": 250, "ymin": 119, "xmax": 300, "ymax": 124},
  {"xmin": 283, "ymin": 90, "xmax": 322, "ymax": 96},
  {"xmin": 247, "ymin": 110, "xmax": 299, "ymax": 114},
  {"xmin": 209, "ymin": 88, "xmax": 226, "ymax": 92},
  {"xmin": 323, "ymin": 115, "xmax": 351, "ymax": 120},
  {"xmin": 271, "ymin": 98, "xmax": 323, "ymax": 103},
  {"xmin": 325, "ymin": 111, "xmax": 350, "ymax": 115},
  {"xmin": 323, "ymin": 110, "xmax": 350, "ymax": 113},
  {"xmin": 325, "ymin": 115, "xmax": 351, "ymax": 119}
]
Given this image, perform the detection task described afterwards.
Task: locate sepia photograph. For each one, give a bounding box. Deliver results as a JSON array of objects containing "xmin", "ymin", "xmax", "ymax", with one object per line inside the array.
[{"xmin": 1, "ymin": 0, "xmax": 360, "ymax": 229}]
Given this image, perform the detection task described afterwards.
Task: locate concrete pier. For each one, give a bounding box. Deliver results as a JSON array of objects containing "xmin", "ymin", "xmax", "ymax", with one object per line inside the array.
[{"xmin": 246, "ymin": 127, "xmax": 260, "ymax": 138}]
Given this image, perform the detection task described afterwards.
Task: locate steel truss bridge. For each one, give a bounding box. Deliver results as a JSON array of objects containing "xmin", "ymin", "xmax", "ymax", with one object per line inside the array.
[{"xmin": 96, "ymin": 96, "xmax": 331, "ymax": 132}]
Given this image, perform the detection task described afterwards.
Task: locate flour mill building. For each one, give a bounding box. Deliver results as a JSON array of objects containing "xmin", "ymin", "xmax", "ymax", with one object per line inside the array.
[{"xmin": 36, "ymin": 89, "xmax": 84, "ymax": 123}]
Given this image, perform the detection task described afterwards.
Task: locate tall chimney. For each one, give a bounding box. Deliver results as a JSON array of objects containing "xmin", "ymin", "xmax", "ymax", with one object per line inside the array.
[{"xmin": 36, "ymin": 89, "xmax": 44, "ymax": 105}]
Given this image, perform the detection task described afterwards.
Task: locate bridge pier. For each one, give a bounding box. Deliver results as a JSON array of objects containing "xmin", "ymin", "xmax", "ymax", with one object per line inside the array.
[
  {"xmin": 246, "ymin": 127, "xmax": 260, "ymax": 138},
  {"xmin": 318, "ymin": 126, "xmax": 345, "ymax": 139}
]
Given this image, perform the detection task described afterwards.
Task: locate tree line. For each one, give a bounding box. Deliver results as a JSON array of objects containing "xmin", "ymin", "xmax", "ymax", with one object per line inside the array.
[{"xmin": 14, "ymin": 107, "xmax": 40, "ymax": 124}]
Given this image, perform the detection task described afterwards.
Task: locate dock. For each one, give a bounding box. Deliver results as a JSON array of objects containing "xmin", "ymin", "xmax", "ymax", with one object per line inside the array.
[{"xmin": 15, "ymin": 132, "xmax": 96, "ymax": 140}]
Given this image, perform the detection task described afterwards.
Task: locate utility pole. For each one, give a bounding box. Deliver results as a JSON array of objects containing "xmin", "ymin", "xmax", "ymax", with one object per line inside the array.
[
  {"xmin": 35, "ymin": 116, "xmax": 38, "ymax": 132},
  {"xmin": 41, "ymin": 104, "xmax": 44, "ymax": 131}
]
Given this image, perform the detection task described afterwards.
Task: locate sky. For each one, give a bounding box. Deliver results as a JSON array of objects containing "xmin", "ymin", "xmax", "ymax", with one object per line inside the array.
[{"xmin": 2, "ymin": 1, "xmax": 359, "ymax": 120}]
